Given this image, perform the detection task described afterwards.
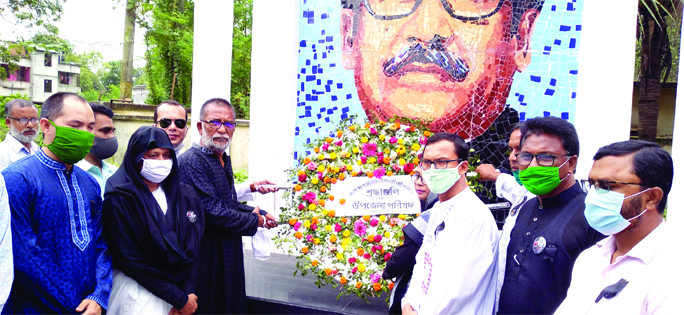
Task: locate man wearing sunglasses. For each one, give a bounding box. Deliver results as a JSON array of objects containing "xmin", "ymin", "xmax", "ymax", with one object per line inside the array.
[
  {"xmin": 498, "ymin": 117, "xmax": 604, "ymax": 314},
  {"xmin": 154, "ymin": 100, "xmax": 189, "ymax": 155},
  {"xmin": 0, "ymin": 99, "xmax": 40, "ymax": 171},
  {"xmin": 555, "ymin": 140, "xmax": 680, "ymax": 314}
]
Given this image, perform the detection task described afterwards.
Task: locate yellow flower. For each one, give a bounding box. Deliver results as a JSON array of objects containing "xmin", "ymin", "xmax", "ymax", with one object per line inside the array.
[
  {"xmin": 379, "ymin": 135, "xmax": 386, "ymax": 141},
  {"xmin": 352, "ymin": 147, "xmax": 360, "ymax": 154},
  {"xmin": 317, "ymin": 165, "xmax": 325, "ymax": 172},
  {"xmin": 358, "ymin": 264, "xmax": 366, "ymax": 273},
  {"xmin": 398, "ymin": 158, "xmax": 406, "ymax": 166},
  {"xmin": 304, "ymin": 220, "xmax": 311, "ymax": 228},
  {"xmin": 384, "ymin": 231, "xmax": 391, "ymax": 238},
  {"xmin": 308, "ymin": 204, "xmax": 317, "ymax": 211},
  {"xmin": 311, "ymin": 178, "xmax": 319, "ymax": 185},
  {"xmin": 398, "ymin": 214, "xmax": 406, "ymax": 220},
  {"xmin": 314, "ymin": 238, "xmax": 320, "ymax": 245},
  {"xmin": 361, "ymin": 137, "xmax": 369, "ymax": 143},
  {"xmin": 347, "ymin": 164, "xmax": 354, "ymax": 170},
  {"xmin": 384, "ymin": 148, "xmax": 390, "ymax": 154},
  {"xmin": 325, "ymin": 225, "xmax": 332, "ymax": 231},
  {"xmin": 343, "ymin": 230, "xmax": 351, "ymax": 238},
  {"xmin": 356, "ymin": 160, "xmax": 363, "ymax": 166},
  {"xmin": 379, "ymin": 215, "xmax": 386, "ymax": 222},
  {"xmin": 322, "ymin": 209, "xmax": 329, "ymax": 216},
  {"xmin": 368, "ymin": 157, "xmax": 376, "ymax": 164},
  {"xmin": 398, "ymin": 139, "xmax": 404, "ymax": 145},
  {"xmin": 336, "ymin": 252, "xmax": 344, "ymax": 260},
  {"xmin": 346, "ymin": 152, "xmax": 351, "ymax": 158},
  {"xmin": 334, "ymin": 167, "xmax": 340, "ymax": 173},
  {"xmin": 412, "ymin": 143, "xmax": 421, "ymax": 151},
  {"xmin": 318, "ymin": 154, "xmax": 325, "ymax": 160},
  {"xmin": 341, "ymin": 238, "xmax": 351, "ymax": 249},
  {"xmin": 330, "ymin": 152, "xmax": 337, "ymax": 159}
]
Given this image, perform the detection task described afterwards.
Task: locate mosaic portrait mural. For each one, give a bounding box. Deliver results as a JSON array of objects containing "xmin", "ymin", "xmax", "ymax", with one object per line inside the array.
[{"xmin": 294, "ymin": 0, "xmax": 584, "ymax": 225}]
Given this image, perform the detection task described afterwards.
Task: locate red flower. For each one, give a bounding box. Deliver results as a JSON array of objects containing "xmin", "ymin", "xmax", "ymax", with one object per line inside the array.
[
  {"xmin": 403, "ymin": 162, "xmax": 415, "ymax": 174},
  {"xmin": 298, "ymin": 174, "xmax": 307, "ymax": 182}
]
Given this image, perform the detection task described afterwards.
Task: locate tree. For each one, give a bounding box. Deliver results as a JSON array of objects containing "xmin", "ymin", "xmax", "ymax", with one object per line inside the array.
[
  {"xmin": 120, "ymin": 0, "xmax": 137, "ymax": 100},
  {"xmin": 231, "ymin": 0, "xmax": 253, "ymax": 119},
  {"xmin": 636, "ymin": 0, "xmax": 682, "ymax": 142}
]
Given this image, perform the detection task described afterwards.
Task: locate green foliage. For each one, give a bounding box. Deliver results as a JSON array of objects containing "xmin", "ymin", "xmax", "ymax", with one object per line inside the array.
[
  {"xmin": 234, "ymin": 168, "xmax": 249, "ymax": 184},
  {"xmin": 99, "ymin": 61, "xmax": 123, "ymax": 88},
  {"xmin": 634, "ymin": 5, "xmax": 682, "ymax": 83},
  {"xmin": 231, "ymin": 0, "xmax": 253, "ymax": 119},
  {"xmin": 0, "ymin": 94, "xmax": 32, "ymax": 140}
]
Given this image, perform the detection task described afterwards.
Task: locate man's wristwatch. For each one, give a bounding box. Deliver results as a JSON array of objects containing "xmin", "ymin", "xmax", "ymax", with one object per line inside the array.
[{"xmin": 250, "ymin": 181, "xmax": 257, "ymax": 192}]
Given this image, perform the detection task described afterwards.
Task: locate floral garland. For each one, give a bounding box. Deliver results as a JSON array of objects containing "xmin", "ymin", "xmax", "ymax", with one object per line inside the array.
[{"xmin": 275, "ymin": 117, "xmax": 431, "ymax": 300}]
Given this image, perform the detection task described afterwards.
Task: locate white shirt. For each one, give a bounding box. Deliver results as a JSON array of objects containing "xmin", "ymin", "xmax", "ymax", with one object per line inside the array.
[
  {"xmin": 151, "ymin": 185, "xmax": 168, "ymax": 214},
  {"xmin": 0, "ymin": 174, "xmax": 12, "ymax": 313},
  {"xmin": 0, "ymin": 134, "xmax": 39, "ymax": 172},
  {"xmin": 494, "ymin": 174, "xmax": 534, "ymax": 312},
  {"xmin": 402, "ymin": 188, "xmax": 499, "ymax": 315},
  {"xmin": 555, "ymin": 221, "xmax": 683, "ymax": 315}
]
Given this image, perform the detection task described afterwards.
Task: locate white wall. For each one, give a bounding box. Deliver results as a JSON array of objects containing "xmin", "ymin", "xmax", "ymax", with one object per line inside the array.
[
  {"xmin": 666, "ymin": 21, "xmax": 684, "ymax": 229},
  {"xmin": 190, "ymin": 0, "xmax": 234, "ymax": 145},
  {"xmin": 574, "ymin": 0, "xmax": 639, "ymax": 179}
]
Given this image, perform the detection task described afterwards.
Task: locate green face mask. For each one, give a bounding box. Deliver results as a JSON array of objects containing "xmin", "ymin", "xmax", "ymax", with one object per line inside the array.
[
  {"xmin": 46, "ymin": 120, "xmax": 95, "ymax": 165},
  {"xmin": 519, "ymin": 159, "xmax": 570, "ymax": 195},
  {"xmin": 512, "ymin": 170, "xmax": 523, "ymax": 185},
  {"xmin": 422, "ymin": 162, "xmax": 463, "ymax": 195}
]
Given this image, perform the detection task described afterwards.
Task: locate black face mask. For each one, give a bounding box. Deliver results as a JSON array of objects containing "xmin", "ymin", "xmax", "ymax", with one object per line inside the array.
[{"xmin": 90, "ymin": 136, "xmax": 119, "ymax": 160}]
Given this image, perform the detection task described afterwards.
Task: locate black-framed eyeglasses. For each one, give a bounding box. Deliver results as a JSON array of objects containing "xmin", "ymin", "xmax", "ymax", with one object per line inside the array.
[
  {"xmin": 516, "ymin": 153, "xmax": 570, "ymax": 167},
  {"xmin": 419, "ymin": 158, "xmax": 462, "ymax": 170},
  {"xmin": 201, "ymin": 120, "xmax": 236, "ymax": 130},
  {"xmin": 579, "ymin": 179, "xmax": 649, "ymax": 194},
  {"xmin": 360, "ymin": 0, "xmax": 504, "ymax": 22},
  {"xmin": 9, "ymin": 117, "xmax": 39, "ymax": 125},
  {"xmin": 157, "ymin": 118, "xmax": 187, "ymax": 129},
  {"xmin": 411, "ymin": 174, "xmax": 424, "ymax": 183}
]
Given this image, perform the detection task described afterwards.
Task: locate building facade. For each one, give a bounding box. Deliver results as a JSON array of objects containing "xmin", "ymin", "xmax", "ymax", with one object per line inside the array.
[{"xmin": 0, "ymin": 49, "xmax": 81, "ymax": 102}]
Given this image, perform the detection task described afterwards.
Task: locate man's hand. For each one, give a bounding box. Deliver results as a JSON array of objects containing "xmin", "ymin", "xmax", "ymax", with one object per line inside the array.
[
  {"xmin": 264, "ymin": 213, "xmax": 278, "ymax": 229},
  {"xmin": 168, "ymin": 308, "xmax": 182, "ymax": 315},
  {"xmin": 402, "ymin": 303, "xmax": 417, "ymax": 315},
  {"xmin": 475, "ymin": 164, "xmax": 500, "ymax": 181},
  {"xmin": 253, "ymin": 179, "xmax": 279, "ymax": 194},
  {"xmin": 179, "ymin": 294, "xmax": 198, "ymax": 315},
  {"xmin": 252, "ymin": 206, "xmax": 265, "ymax": 228},
  {"xmin": 75, "ymin": 299, "xmax": 102, "ymax": 315}
]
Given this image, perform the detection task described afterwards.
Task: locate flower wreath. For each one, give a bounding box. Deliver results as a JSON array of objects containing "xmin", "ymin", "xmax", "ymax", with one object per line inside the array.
[{"xmin": 275, "ymin": 116, "xmax": 432, "ymax": 301}]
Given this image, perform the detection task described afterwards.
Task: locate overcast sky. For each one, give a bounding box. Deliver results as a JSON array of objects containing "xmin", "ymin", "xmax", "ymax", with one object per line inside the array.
[{"xmin": 2, "ymin": 0, "xmax": 148, "ymax": 66}]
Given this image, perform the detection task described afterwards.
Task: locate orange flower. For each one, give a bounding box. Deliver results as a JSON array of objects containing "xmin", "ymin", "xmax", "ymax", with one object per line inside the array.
[
  {"xmin": 294, "ymin": 231, "xmax": 303, "ymax": 239},
  {"xmin": 304, "ymin": 157, "xmax": 311, "ymax": 164},
  {"xmin": 379, "ymin": 120, "xmax": 386, "ymax": 125},
  {"xmin": 351, "ymin": 171, "xmax": 358, "ymax": 177},
  {"xmin": 341, "ymin": 217, "xmax": 348, "ymax": 223},
  {"xmin": 312, "ymin": 260, "xmax": 318, "ymax": 266},
  {"xmin": 366, "ymin": 172, "xmax": 374, "ymax": 178},
  {"xmin": 324, "ymin": 177, "xmax": 331, "ymax": 183},
  {"xmin": 340, "ymin": 277, "xmax": 348, "ymax": 285},
  {"xmin": 388, "ymin": 282, "xmax": 394, "ymax": 290},
  {"xmin": 386, "ymin": 171, "xmax": 394, "ymax": 176},
  {"xmin": 336, "ymin": 130, "xmax": 343, "ymax": 137},
  {"xmin": 349, "ymin": 125, "xmax": 356, "ymax": 131},
  {"xmin": 409, "ymin": 126, "xmax": 415, "ymax": 132},
  {"xmin": 325, "ymin": 268, "xmax": 333, "ymax": 276},
  {"xmin": 357, "ymin": 248, "xmax": 364, "ymax": 256},
  {"xmin": 328, "ymin": 210, "xmax": 336, "ymax": 217},
  {"xmin": 289, "ymin": 218, "xmax": 297, "ymax": 226},
  {"xmin": 311, "ymin": 217, "xmax": 319, "ymax": 225},
  {"xmin": 373, "ymin": 283, "xmax": 381, "ymax": 291},
  {"xmin": 319, "ymin": 198, "xmax": 326, "ymax": 206},
  {"xmin": 331, "ymin": 178, "xmax": 338, "ymax": 184},
  {"xmin": 339, "ymin": 173, "xmax": 346, "ymax": 180},
  {"xmin": 325, "ymin": 137, "xmax": 334, "ymax": 143},
  {"xmin": 367, "ymin": 234, "xmax": 375, "ymax": 242},
  {"xmin": 356, "ymin": 282, "xmax": 362, "ymax": 289},
  {"xmin": 294, "ymin": 185, "xmax": 302, "ymax": 192},
  {"xmin": 389, "ymin": 220, "xmax": 395, "ymax": 227},
  {"xmin": 413, "ymin": 158, "xmax": 421, "ymax": 165},
  {"xmin": 301, "ymin": 246, "xmax": 309, "ymax": 254},
  {"xmin": 330, "ymin": 235, "xmax": 337, "ymax": 243},
  {"xmin": 364, "ymin": 123, "xmax": 370, "ymax": 129},
  {"xmin": 329, "ymin": 195, "xmax": 335, "ymax": 201},
  {"xmin": 383, "ymin": 156, "xmax": 391, "ymax": 164},
  {"xmin": 363, "ymin": 215, "xmax": 370, "ymax": 221},
  {"xmin": 340, "ymin": 199, "xmax": 346, "ymax": 205},
  {"xmin": 314, "ymin": 147, "xmax": 320, "ymax": 153},
  {"xmin": 423, "ymin": 130, "xmax": 431, "ymax": 137},
  {"xmin": 320, "ymin": 186, "xmax": 327, "ymax": 193}
]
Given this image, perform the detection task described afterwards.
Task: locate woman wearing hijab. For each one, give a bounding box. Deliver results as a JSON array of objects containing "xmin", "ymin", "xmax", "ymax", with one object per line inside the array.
[{"xmin": 103, "ymin": 126, "xmax": 204, "ymax": 315}]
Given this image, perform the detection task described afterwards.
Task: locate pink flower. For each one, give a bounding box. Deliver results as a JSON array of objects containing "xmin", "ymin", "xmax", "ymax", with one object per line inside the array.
[
  {"xmin": 371, "ymin": 245, "xmax": 378, "ymax": 253},
  {"xmin": 362, "ymin": 143, "xmax": 378, "ymax": 157},
  {"xmin": 352, "ymin": 267, "xmax": 358, "ymax": 273},
  {"xmin": 374, "ymin": 235, "xmax": 382, "ymax": 242},
  {"xmin": 373, "ymin": 167, "xmax": 386, "ymax": 179},
  {"xmin": 334, "ymin": 223, "xmax": 342, "ymax": 232},
  {"xmin": 348, "ymin": 257, "xmax": 357, "ymax": 264},
  {"xmin": 369, "ymin": 218, "xmax": 379, "ymax": 227},
  {"xmin": 311, "ymin": 223, "xmax": 318, "ymax": 231},
  {"xmin": 321, "ymin": 143, "xmax": 330, "ymax": 151},
  {"xmin": 298, "ymin": 174, "xmax": 307, "ymax": 182},
  {"xmin": 339, "ymin": 165, "xmax": 347, "ymax": 172},
  {"xmin": 419, "ymin": 136, "xmax": 427, "ymax": 145},
  {"xmin": 307, "ymin": 162, "xmax": 317, "ymax": 170},
  {"xmin": 328, "ymin": 245, "xmax": 337, "ymax": 252},
  {"xmin": 306, "ymin": 235, "xmax": 313, "ymax": 242},
  {"xmin": 334, "ymin": 140, "xmax": 343, "ymax": 146},
  {"xmin": 363, "ymin": 253, "xmax": 371, "ymax": 260},
  {"xmin": 354, "ymin": 220, "xmax": 367, "ymax": 237},
  {"xmin": 389, "ymin": 137, "xmax": 398, "ymax": 144},
  {"xmin": 370, "ymin": 273, "xmax": 381, "ymax": 283},
  {"xmin": 332, "ymin": 269, "xmax": 338, "ymax": 275},
  {"xmin": 360, "ymin": 156, "xmax": 367, "ymax": 164},
  {"xmin": 317, "ymin": 172, "xmax": 324, "ymax": 180},
  {"xmin": 294, "ymin": 222, "xmax": 301, "ymax": 231},
  {"xmin": 384, "ymin": 252, "xmax": 392, "ymax": 262},
  {"xmin": 392, "ymin": 164, "xmax": 401, "ymax": 172},
  {"xmin": 298, "ymin": 204, "xmax": 305, "ymax": 210},
  {"xmin": 405, "ymin": 127, "xmax": 412, "ymax": 132},
  {"xmin": 369, "ymin": 127, "xmax": 378, "ymax": 135},
  {"xmin": 303, "ymin": 192, "xmax": 317, "ymax": 203}
]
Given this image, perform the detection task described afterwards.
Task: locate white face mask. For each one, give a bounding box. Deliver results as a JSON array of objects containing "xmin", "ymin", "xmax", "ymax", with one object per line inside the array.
[{"xmin": 140, "ymin": 159, "xmax": 173, "ymax": 183}]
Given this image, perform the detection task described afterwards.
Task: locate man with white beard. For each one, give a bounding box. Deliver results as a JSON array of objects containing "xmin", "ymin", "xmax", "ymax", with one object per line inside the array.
[
  {"xmin": 177, "ymin": 98, "xmax": 278, "ymax": 314},
  {"xmin": 0, "ymin": 99, "xmax": 40, "ymax": 171}
]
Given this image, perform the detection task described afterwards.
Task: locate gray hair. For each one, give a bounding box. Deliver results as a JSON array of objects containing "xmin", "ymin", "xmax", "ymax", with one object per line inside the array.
[
  {"xmin": 5, "ymin": 99, "xmax": 37, "ymax": 118},
  {"xmin": 199, "ymin": 98, "xmax": 236, "ymax": 120},
  {"xmin": 40, "ymin": 92, "xmax": 88, "ymax": 121}
]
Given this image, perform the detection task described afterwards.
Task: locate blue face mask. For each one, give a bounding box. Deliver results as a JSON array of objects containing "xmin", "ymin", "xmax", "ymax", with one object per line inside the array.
[{"xmin": 584, "ymin": 187, "xmax": 651, "ymax": 236}]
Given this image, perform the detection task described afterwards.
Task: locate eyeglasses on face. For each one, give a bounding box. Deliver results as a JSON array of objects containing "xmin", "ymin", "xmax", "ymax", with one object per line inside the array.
[
  {"xmin": 515, "ymin": 153, "xmax": 570, "ymax": 167},
  {"xmin": 9, "ymin": 117, "xmax": 40, "ymax": 125},
  {"xmin": 157, "ymin": 118, "xmax": 187, "ymax": 129},
  {"xmin": 201, "ymin": 120, "xmax": 236, "ymax": 130},
  {"xmin": 411, "ymin": 174, "xmax": 424, "ymax": 183},
  {"xmin": 579, "ymin": 179, "xmax": 649, "ymax": 194},
  {"xmin": 419, "ymin": 159, "xmax": 462, "ymax": 170},
  {"xmin": 360, "ymin": 0, "xmax": 504, "ymax": 21}
]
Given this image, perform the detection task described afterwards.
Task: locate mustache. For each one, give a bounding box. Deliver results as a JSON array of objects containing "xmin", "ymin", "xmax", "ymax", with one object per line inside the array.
[
  {"xmin": 21, "ymin": 128, "xmax": 36, "ymax": 134},
  {"xmin": 382, "ymin": 36, "xmax": 470, "ymax": 82}
]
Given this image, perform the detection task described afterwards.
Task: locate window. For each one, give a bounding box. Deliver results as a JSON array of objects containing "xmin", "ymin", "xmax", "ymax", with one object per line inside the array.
[
  {"xmin": 17, "ymin": 67, "xmax": 29, "ymax": 82},
  {"xmin": 44, "ymin": 79, "xmax": 52, "ymax": 93},
  {"xmin": 44, "ymin": 53, "xmax": 52, "ymax": 67},
  {"xmin": 58, "ymin": 71, "xmax": 70, "ymax": 84}
]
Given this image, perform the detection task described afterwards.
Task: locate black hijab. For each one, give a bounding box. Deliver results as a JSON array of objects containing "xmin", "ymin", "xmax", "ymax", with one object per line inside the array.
[{"xmin": 103, "ymin": 126, "xmax": 204, "ymax": 287}]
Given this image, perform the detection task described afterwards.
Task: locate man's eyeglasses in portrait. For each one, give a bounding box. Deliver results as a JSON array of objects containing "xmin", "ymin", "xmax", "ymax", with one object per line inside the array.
[
  {"xmin": 579, "ymin": 179, "xmax": 649, "ymax": 194},
  {"xmin": 419, "ymin": 159, "xmax": 462, "ymax": 170},
  {"xmin": 515, "ymin": 153, "xmax": 570, "ymax": 167},
  {"xmin": 359, "ymin": 0, "xmax": 504, "ymax": 21},
  {"xmin": 157, "ymin": 118, "xmax": 187, "ymax": 129},
  {"xmin": 9, "ymin": 117, "xmax": 40, "ymax": 125},
  {"xmin": 201, "ymin": 120, "xmax": 236, "ymax": 130}
]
